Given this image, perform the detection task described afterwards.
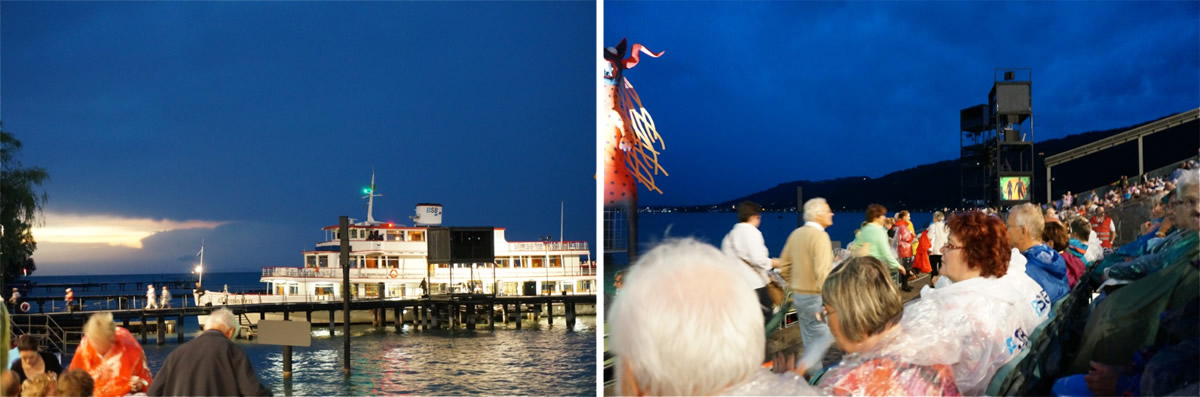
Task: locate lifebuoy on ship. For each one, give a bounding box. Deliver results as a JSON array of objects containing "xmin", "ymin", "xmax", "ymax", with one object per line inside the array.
[
  {"xmin": 389, "ymin": 269, "xmax": 399, "ymax": 279},
  {"xmin": 19, "ymin": 301, "xmax": 30, "ymax": 313}
]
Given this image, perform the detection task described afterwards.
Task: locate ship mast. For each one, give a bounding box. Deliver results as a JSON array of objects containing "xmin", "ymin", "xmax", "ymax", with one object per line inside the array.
[{"xmin": 363, "ymin": 168, "xmax": 383, "ymax": 224}]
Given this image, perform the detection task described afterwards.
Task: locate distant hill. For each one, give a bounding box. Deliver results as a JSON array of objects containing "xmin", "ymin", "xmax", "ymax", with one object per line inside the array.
[{"xmin": 663, "ymin": 109, "xmax": 1199, "ymax": 212}]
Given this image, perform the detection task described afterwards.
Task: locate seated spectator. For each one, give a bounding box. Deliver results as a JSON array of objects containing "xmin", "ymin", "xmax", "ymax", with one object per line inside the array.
[
  {"xmin": 889, "ymin": 211, "xmax": 1031, "ymax": 395},
  {"xmin": 1097, "ymin": 172, "xmax": 1199, "ymax": 286},
  {"xmin": 58, "ymin": 368, "xmax": 95, "ymax": 397},
  {"xmin": 20, "ymin": 373, "xmax": 56, "ymax": 397},
  {"xmin": 1069, "ymin": 170, "xmax": 1199, "ymax": 373},
  {"xmin": 1043, "ymin": 222, "xmax": 1084, "ymax": 288},
  {"xmin": 813, "ymin": 256, "xmax": 960, "ymax": 396},
  {"xmin": 1044, "ymin": 206, "xmax": 1062, "ymax": 225},
  {"xmin": 1007, "ymin": 203, "xmax": 1070, "ymax": 302},
  {"xmin": 2, "ymin": 371, "xmax": 19, "ymax": 397},
  {"xmin": 1067, "ymin": 218, "xmax": 1090, "ymax": 265},
  {"xmin": 609, "ymin": 238, "xmax": 816, "ymax": 396},
  {"xmin": 68, "ymin": 313, "xmax": 152, "ymax": 397},
  {"xmin": 10, "ymin": 335, "xmax": 63, "ymax": 384}
]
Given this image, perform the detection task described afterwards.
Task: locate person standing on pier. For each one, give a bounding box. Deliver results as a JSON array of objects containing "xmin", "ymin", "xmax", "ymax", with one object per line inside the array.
[
  {"xmin": 159, "ymin": 286, "xmax": 172, "ymax": 309},
  {"xmin": 145, "ymin": 285, "xmax": 158, "ymax": 310},
  {"xmin": 721, "ymin": 201, "xmax": 780, "ymax": 321},
  {"xmin": 777, "ymin": 198, "xmax": 835, "ymax": 376},
  {"xmin": 148, "ymin": 308, "xmax": 271, "ymax": 396},
  {"xmin": 8, "ymin": 288, "xmax": 20, "ymax": 312},
  {"xmin": 64, "ymin": 289, "xmax": 74, "ymax": 313}
]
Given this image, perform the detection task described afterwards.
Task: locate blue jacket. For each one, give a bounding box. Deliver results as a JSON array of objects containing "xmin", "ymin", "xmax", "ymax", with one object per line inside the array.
[{"xmin": 1023, "ymin": 244, "xmax": 1070, "ymax": 302}]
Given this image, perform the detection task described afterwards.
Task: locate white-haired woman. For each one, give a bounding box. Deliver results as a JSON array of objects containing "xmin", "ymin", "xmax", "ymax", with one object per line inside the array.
[
  {"xmin": 68, "ymin": 312, "xmax": 152, "ymax": 397},
  {"xmin": 610, "ymin": 238, "xmax": 815, "ymax": 396}
]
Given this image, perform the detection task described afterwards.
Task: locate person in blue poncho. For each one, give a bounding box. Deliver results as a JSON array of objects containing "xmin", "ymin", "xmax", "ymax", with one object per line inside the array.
[{"xmin": 1006, "ymin": 203, "xmax": 1069, "ymax": 302}]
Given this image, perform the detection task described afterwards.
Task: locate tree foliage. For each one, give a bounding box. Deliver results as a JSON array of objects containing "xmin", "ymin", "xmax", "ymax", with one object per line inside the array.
[{"xmin": 1, "ymin": 124, "xmax": 49, "ymax": 282}]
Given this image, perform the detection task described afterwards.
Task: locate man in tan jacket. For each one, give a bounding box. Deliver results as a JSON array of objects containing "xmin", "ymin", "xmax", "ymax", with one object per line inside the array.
[{"xmin": 776, "ymin": 198, "xmax": 834, "ymax": 375}]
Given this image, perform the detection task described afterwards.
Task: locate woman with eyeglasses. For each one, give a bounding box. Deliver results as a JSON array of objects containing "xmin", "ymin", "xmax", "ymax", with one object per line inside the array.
[
  {"xmin": 885, "ymin": 210, "xmax": 1032, "ymax": 396},
  {"xmin": 809, "ymin": 255, "xmax": 960, "ymax": 396}
]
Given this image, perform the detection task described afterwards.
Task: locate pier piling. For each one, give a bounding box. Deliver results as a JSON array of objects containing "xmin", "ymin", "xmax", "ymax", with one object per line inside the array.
[
  {"xmin": 566, "ymin": 303, "xmax": 576, "ymax": 329},
  {"xmin": 140, "ymin": 312, "xmax": 148, "ymax": 344},
  {"xmin": 328, "ymin": 309, "xmax": 336, "ymax": 335},
  {"xmin": 177, "ymin": 314, "xmax": 184, "ymax": 343},
  {"xmin": 515, "ymin": 304, "xmax": 522, "ymax": 330},
  {"xmin": 157, "ymin": 315, "xmax": 165, "ymax": 345},
  {"xmin": 282, "ymin": 345, "xmax": 293, "ymax": 378}
]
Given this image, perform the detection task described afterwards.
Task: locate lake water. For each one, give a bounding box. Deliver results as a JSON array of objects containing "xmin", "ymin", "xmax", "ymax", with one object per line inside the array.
[
  {"xmin": 604, "ymin": 211, "xmax": 933, "ymax": 296},
  {"xmin": 16, "ymin": 272, "xmax": 597, "ymax": 396}
]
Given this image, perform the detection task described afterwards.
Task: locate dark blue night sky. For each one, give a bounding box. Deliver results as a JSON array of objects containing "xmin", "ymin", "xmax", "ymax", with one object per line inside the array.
[
  {"xmin": 606, "ymin": 1, "xmax": 1199, "ymax": 206},
  {"xmin": 2, "ymin": 1, "xmax": 595, "ymax": 275}
]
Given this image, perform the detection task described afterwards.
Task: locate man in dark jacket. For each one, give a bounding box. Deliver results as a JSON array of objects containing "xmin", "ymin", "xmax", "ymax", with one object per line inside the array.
[{"xmin": 148, "ymin": 308, "xmax": 271, "ymax": 396}]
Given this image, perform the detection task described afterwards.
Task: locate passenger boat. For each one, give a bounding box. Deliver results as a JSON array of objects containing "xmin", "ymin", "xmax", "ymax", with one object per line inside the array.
[{"xmin": 199, "ymin": 173, "xmax": 597, "ymax": 310}]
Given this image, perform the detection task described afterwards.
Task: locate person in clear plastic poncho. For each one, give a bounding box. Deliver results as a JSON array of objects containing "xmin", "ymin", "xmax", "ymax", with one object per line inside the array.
[
  {"xmin": 811, "ymin": 256, "xmax": 960, "ymax": 396},
  {"xmin": 68, "ymin": 312, "xmax": 152, "ymax": 397},
  {"xmin": 609, "ymin": 238, "xmax": 818, "ymax": 396},
  {"xmin": 885, "ymin": 211, "xmax": 1032, "ymax": 395}
]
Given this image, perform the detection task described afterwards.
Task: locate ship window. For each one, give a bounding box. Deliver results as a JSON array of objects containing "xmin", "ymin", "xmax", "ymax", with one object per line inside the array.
[
  {"xmin": 306, "ymin": 255, "xmax": 316, "ymax": 268},
  {"xmin": 409, "ymin": 231, "xmax": 425, "ymax": 242},
  {"xmin": 387, "ymin": 230, "xmax": 404, "ymax": 241},
  {"xmin": 532, "ymin": 258, "xmax": 544, "ymax": 268},
  {"xmin": 289, "ymin": 285, "xmax": 298, "ymax": 295},
  {"xmin": 514, "ymin": 258, "xmax": 522, "ymax": 268},
  {"xmin": 550, "ymin": 257, "xmax": 561, "ymax": 268},
  {"xmin": 319, "ymin": 256, "xmax": 329, "ymax": 267},
  {"xmin": 495, "ymin": 259, "xmax": 508, "ymax": 268}
]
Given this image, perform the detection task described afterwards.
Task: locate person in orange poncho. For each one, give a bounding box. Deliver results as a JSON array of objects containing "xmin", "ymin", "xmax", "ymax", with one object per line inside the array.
[
  {"xmin": 913, "ymin": 228, "xmax": 933, "ymax": 274},
  {"xmin": 69, "ymin": 312, "xmax": 152, "ymax": 397}
]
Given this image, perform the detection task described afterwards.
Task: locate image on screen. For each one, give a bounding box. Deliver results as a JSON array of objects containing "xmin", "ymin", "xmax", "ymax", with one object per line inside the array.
[{"xmin": 1000, "ymin": 176, "xmax": 1031, "ymax": 201}]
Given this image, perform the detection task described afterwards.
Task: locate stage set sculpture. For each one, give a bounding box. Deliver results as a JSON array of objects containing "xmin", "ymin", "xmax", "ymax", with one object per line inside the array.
[{"xmin": 603, "ymin": 39, "xmax": 667, "ymax": 262}]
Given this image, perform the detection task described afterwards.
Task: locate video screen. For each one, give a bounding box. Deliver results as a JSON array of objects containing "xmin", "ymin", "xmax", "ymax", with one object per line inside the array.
[{"xmin": 1000, "ymin": 176, "xmax": 1031, "ymax": 201}]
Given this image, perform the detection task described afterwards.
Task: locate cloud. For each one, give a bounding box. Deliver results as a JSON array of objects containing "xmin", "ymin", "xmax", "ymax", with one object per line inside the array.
[{"xmin": 31, "ymin": 212, "xmax": 227, "ymax": 249}]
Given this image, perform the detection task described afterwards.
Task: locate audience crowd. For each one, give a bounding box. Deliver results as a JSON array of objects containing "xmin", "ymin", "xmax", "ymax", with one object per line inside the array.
[{"xmin": 609, "ymin": 161, "xmax": 1198, "ymax": 396}]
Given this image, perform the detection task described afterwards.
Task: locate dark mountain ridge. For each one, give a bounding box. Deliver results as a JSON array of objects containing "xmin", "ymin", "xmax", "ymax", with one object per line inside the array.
[{"xmin": 660, "ymin": 109, "xmax": 1199, "ymax": 212}]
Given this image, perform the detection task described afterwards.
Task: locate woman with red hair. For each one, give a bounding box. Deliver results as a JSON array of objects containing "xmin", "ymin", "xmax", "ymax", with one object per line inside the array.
[{"xmin": 881, "ymin": 211, "xmax": 1033, "ymax": 395}]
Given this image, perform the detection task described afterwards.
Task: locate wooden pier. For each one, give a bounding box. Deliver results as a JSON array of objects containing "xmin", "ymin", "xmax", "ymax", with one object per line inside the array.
[
  {"xmin": 6, "ymin": 279, "xmax": 197, "ymax": 293},
  {"xmin": 7, "ymin": 294, "xmax": 596, "ymax": 353}
]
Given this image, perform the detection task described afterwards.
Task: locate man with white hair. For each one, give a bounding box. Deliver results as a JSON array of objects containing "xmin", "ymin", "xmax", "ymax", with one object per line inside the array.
[
  {"xmin": 148, "ymin": 308, "xmax": 270, "ymax": 396},
  {"xmin": 610, "ymin": 239, "xmax": 816, "ymax": 396},
  {"xmin": 776, "ymin": 198, "xmax": 834, "ymax": 376},
  {"xmin": 1007, "ymin": 203, "xmax": 1070, "ymax": 302}
]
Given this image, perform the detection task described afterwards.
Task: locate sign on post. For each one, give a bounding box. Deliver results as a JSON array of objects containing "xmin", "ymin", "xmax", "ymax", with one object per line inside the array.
[{"xmin": 257, "ymin": 320, "xmax": 312, "ymax": 347}]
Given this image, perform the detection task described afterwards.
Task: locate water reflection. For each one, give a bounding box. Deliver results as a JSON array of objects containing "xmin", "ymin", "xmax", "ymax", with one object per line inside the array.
[{"xmin": 142, "ymin": 316, "xmax": 596, "ymax": 396}]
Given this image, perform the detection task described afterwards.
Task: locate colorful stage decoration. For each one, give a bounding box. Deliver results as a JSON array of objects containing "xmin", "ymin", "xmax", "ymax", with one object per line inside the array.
[{"xmin": 603, "ymin": 38, "xmax": 666, "ymax": 260}]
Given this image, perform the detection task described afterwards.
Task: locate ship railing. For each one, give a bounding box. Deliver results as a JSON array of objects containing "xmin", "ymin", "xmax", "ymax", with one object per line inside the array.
[
  {"xmin": 263, "ymin": 264, "xmax": 597, "ymax": 280},
  {"xmin": 262, "ymin": 266, "xmax": 426, "ymax": 280},
  {"xmin": 507, "ymin": 241, "xmax": 590, "ymax": 252}
]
